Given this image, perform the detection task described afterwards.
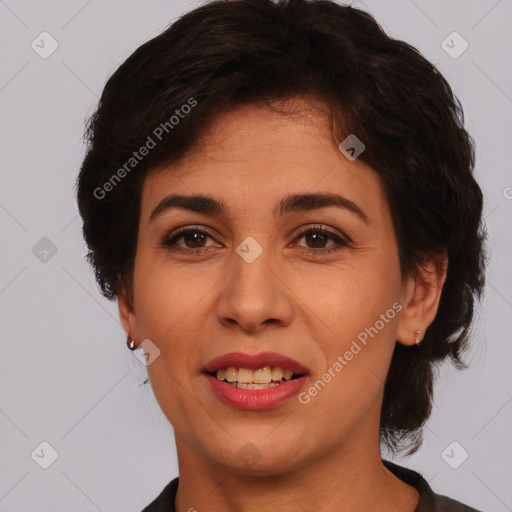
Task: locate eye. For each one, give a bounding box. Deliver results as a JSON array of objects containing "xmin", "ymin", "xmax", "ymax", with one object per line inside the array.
[
  {"xmin": 160, "ymin": 225, "xmax": 221, "ymax": 253},
  {"xmin": 159, "ymin": 224, "xmax": 352, "ymax": 256},
  {"xmin": 291, "ymin": 225, "xmax": 352, "ymax": 255}
]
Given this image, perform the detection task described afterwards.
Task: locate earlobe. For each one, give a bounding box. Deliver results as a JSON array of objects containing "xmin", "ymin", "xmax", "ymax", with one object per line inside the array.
[
  {"xmin": 396, "ymin": 253, "xmax": 448, "ymax": 347},
  {"xmin": 117, "ymin": 285, "xmax": 140, "ymax": 348},
  {"xmin": 413, "ymin": 329, "xmax": 423, "ymax": 345}
]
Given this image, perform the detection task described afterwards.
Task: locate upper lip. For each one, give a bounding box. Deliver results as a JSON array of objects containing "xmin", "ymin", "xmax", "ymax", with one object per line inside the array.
[{"xmin": 204, "ymin": 352, "xmax": 310, "ymax": 374}]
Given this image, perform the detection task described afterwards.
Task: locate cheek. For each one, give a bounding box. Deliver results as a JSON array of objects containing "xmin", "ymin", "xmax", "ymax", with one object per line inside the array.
[
  {"xmin": 292, "ymin": 250, "xmax": 402, "ymax": 343},
  {"xmin": 132, "ymin": 249, "xmax": 217, "ymax": 343},
  {"xmin": 131, "ymin": 260, "xmax": 201, "ymax": 413},
  {"xmin": 132, "ymin": 257, "xmax": 210, "ymax": 428},
  {"xmin": 293, "ymin": 251, "xmax": 402, "ymax": 410},
  {"xmin": 297, "ymin": 315, "xmax": 399, "ymax": 448}
]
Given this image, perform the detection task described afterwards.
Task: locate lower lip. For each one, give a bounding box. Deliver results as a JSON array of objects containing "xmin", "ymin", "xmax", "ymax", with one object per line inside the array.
[{"xmin": 205, "ymin": 374, "xmax": 308, "ymax": 410}]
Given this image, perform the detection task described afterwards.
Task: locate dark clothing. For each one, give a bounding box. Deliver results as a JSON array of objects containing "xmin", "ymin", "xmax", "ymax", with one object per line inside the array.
[{"xmin": 141, "ymin": 459, "xmax": 482, "ymax": 511}]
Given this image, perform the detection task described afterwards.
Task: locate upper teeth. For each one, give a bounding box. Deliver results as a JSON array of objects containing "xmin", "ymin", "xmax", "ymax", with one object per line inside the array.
[{"xmin": 216, "ymin": 366, "xmax": 294, "ymax": 383}]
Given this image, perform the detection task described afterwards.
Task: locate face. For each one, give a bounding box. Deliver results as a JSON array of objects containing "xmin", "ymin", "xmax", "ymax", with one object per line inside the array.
[{"xmin": 120, "ymin": 98, "xmax": 414, "ymax": 475}]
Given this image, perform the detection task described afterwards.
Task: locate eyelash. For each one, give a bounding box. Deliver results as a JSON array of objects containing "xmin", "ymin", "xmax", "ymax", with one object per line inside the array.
[{"xmin": 159, "ymin": 224, "xmax": 352, "ymax": 256}]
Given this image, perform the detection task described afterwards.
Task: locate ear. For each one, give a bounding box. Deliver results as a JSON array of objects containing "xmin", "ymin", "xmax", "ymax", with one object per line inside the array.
[
  {"xmin": 396, "ymin": 252, "xmax": 448, "ymax": 346},
  {"xmin": 117, "ymin": 283, "xmax": 141, "ymax": 348}
]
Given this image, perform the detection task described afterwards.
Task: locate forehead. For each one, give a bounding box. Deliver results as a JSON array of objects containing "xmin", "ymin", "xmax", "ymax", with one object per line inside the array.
[{"xmin": 140, "ymin": 101, "xmax": 389, "ymax": 224}]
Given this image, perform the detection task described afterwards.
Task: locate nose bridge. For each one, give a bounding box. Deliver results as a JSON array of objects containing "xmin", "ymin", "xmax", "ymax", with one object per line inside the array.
[
  {"xmin": 234, "ymin": 241, "xmax": 270, "ymax": 296},
  {"xmin": 230, "ymin": 236, "xmax": 274, "ymax": 307},
  {"xmin": 215, "ymin": 234, "xmax": 293, "ymax": 331}
]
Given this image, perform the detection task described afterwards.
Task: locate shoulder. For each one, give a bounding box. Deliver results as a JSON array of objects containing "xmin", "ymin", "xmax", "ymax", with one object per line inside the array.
[
  {"xmin": 382, "ymin": 459, "xmax": 484, "ymax": 512},
  {"xmin": 434, "ymin": 493, "xmax": 484, "ymax": 511},
  {"xmin": 140, "ymin": 477, "xmax": 179, "ymax": 512}
]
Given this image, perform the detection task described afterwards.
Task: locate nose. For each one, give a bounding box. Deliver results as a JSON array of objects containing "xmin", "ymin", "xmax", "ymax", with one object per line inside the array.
[{"xmin": 215, "ymin": 242, "xmax": 294, "ymax": 333}]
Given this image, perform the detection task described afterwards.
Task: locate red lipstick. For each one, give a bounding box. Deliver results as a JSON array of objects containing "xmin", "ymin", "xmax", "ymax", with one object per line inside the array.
[{"xmin": 203, "ymin": 352, "xmax": 310, "ymax": 410}]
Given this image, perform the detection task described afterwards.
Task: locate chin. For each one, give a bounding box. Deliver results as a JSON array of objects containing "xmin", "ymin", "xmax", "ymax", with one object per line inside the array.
[{"xmin": 204, "ymin": 437, "xmax": 312, "ymax": 476}]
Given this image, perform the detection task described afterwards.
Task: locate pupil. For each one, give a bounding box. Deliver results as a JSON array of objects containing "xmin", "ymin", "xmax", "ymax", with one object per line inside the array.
[
  {"xmin": 307, "ymin": 232, "xmax": 326, "ymax": 247},
  {"xmin": 186, "ymin": 232, "xmax": 205, "ymax": 247}
]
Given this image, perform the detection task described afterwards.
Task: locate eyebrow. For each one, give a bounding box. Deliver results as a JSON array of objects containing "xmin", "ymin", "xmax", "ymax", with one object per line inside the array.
[{"xmin": 149, "ymin": 192, "xmax": 370, "ymax": 225}]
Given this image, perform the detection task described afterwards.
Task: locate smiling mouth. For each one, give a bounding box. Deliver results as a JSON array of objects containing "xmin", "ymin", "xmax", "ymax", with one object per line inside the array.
[{"xmin": 206, "ymin": 366, "xmax": 306, "ymax": 389}]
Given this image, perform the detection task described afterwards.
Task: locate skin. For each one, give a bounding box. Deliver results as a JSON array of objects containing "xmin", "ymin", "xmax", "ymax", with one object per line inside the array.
[{"xmin": 118, "ymin": 97, "xmax": 448, "ymax": 512}]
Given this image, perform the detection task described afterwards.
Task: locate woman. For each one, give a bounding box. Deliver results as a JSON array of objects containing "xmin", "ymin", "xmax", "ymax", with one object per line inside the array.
[{"xmin": 76, "ymin": 0, "xmax": 486, "ymax": 510}]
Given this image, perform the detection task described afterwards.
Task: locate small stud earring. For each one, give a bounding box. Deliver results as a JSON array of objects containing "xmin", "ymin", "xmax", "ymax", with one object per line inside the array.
[
  {"xmin": 127, "ymin": 334, "xmax": 137, "ymax": 351},
  {"xmin": 413, "ymin": 329, "xmax": 422, "ymax": 345}
]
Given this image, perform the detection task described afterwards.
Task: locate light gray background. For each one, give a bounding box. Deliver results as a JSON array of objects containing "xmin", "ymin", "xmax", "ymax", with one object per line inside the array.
[{"xmin": 0, "ymin": 1, "xmax": 511, "ymax": 511}]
